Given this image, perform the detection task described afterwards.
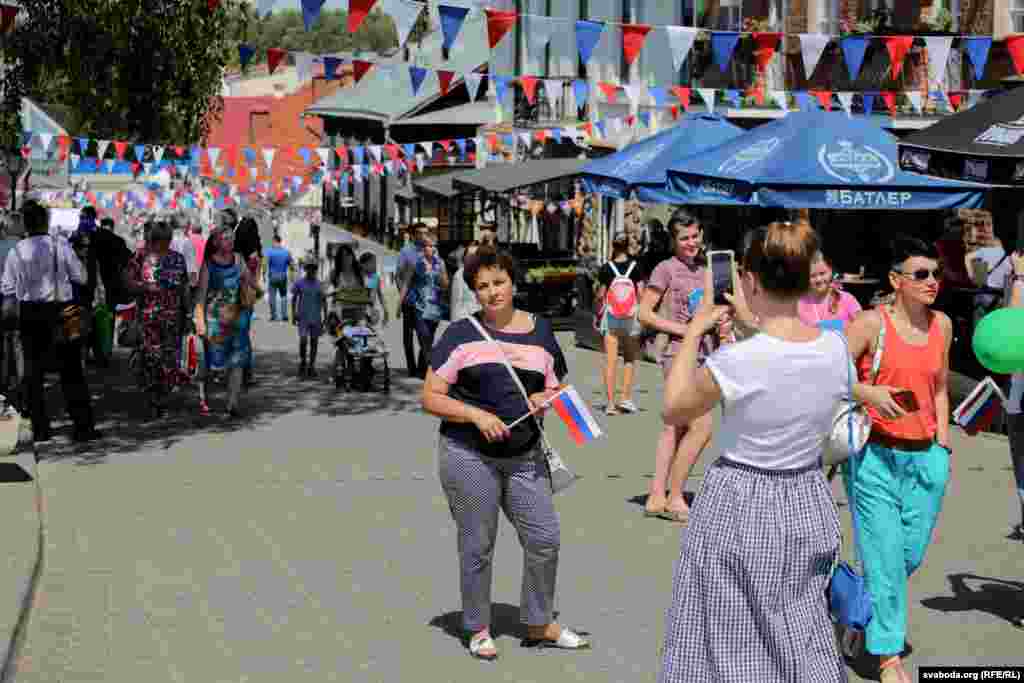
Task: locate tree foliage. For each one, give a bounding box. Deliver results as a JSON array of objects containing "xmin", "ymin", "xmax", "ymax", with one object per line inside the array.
[
  {"xmin": 230, "ymin": 7, "xmax": 433, "ymax": 69},
  {"xmin": 2, "ymin": 0, "xmax": 249, "ymax": 147}
]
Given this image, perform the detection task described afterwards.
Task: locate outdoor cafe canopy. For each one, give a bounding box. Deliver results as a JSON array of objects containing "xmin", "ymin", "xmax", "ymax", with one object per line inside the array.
[
  {"xmin": 666, "ymin": 110, "xmax": 987, "ymax": 211},
  {"xmin": 579, "ymin": 113, "xmax": 745, "ymax": 204}
]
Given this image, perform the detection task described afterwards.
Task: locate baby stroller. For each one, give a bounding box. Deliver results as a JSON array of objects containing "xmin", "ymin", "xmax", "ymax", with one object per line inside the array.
[{"xmin": 326, "ymin": 288, "xmax": 390, "ymax": 392}]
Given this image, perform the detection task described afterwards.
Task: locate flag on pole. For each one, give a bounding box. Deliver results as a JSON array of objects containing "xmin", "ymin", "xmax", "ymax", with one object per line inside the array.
[
  {"xmin": 954, "ymin": 376, "xmax": 1006, "ymax": 436},
  {"xmin": 550, "ymin": 385, "xmax": 603, "ymax": 445}
]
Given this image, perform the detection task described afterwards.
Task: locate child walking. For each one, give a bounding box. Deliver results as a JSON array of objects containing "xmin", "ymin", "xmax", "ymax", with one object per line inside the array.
[{"xmin": 291, "ymin": 258, "xmax": 328, "ymax": 378}]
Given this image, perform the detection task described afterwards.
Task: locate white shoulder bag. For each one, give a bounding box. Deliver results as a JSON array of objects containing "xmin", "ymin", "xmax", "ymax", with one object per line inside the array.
[
  {"xmin": 466, "ymin": 315, "xmax": 579, "ymax": 494},
  {"xmin": 822, "ymin": 320, "xmax": 886, "ymax": 467}
]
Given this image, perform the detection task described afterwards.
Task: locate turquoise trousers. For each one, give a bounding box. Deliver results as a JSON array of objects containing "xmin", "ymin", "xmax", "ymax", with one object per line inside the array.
[{"xmin": 843, "ymin": 442, "xmax": 950, "ymax": 655}]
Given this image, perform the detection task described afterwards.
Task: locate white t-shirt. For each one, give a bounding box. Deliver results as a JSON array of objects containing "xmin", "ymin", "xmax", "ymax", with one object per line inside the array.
[
  {"xmin": 171, "ymin": 232, "xmax": 198, "ymax": 278},
  {"xmin": 705, "ymin": 330, "xmax": 849, "ymax": 470}
]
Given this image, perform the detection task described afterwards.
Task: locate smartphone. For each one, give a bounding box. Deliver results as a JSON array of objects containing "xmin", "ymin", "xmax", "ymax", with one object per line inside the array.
[
  {"xmin": 708, "ymin": 250, "xmax": 735, "ymax": 306},
  {"xmin": 893, "ymin": 390, "xmax": 920, "ymax": 413}
]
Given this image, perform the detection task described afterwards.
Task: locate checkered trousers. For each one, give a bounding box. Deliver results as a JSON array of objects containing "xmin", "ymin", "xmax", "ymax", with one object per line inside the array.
[
  {"xmin": 438, "ymin": 434, "xmax": 560, "ymax": 633},
  {"xmin": 659, "ymin": 458, "xmax": 847, "ymax": 683}
]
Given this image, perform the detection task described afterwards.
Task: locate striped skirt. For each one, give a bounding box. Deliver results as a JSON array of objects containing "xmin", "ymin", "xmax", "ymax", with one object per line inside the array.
[{"xmin": 659, "ymin": 459, "xmax": 847, "ymax": 683}]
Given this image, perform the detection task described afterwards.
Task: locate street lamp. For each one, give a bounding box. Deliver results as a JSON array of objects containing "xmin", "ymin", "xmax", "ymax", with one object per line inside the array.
[{"xmin": 0, "ymin": 145, "xmax": 26, "ymax": 211}]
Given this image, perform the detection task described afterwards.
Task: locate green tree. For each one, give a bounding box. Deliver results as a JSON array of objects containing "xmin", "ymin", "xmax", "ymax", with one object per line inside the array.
[{"xmin": 1, "ymin": 0, "xmax": 250, "ymax": 146}]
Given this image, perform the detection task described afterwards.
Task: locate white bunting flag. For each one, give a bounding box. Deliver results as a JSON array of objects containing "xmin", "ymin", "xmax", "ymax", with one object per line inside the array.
[
  {"xmin": 621, "ymin": 82, "xmax": 645, "ymax": 110},
  {"xmin": 383, "ymin": 0, "xmax": 425, "ymax": 48},
  {"xmin": 418, "ymin": 142, "xmax": 432, "ymax": 156},
  {"xmin": 769, "ymin": 90, "xmax": 788, "ymax": 111},
  {"xmin": 250, "ymin": 167, "xmax": 259, "ymax": 180},
  {"xmin": 664, "ymin": 26, "xmax": 699, "ymax": 72},
  {"xmin": 106, "ymin": 159, "xmax": 116, "ymax": 174},
  {"xmin": 295, "ymin": 52, "xmax": 316, "ymax": 83},
  {"xmin": 798, "ymin": 34, "xmax": 831, "ymax": 79},
  {"xmin": 207, "ymin": 147, "xmax": 221, "ymax": 169},
  {"xmin": 518, "ymin": 131, "xmax": 532, "ymax": 148},
  {"xmin": 368, "ymin": 145, "xmax": 382, "ymax": 163},
  {"xmin": 906, "ymin": 91, "xmax": 924, "ymax": 115},
  {"xmin": 263, "ymin": 147, "xmax": 276, "ymax": 170},
  {"xmin": 416, "ymin": 155, "xmax": 425, "ymax": 172},
  {"xmin": 316, "ymin": 147, "xmax": 330, "ymax": 167},
  {"xmin": 38, "ymin": 133, "xmax": 52, "ymax": 153},
  {"xmin": 465, "ymin": 72, "xmax": 484, "ymax": 101},
  {"xmin": 97, "ymin": 140, "xmax": 111, "ymax": 160},
  {"xmin": 256, "ymin": 0, "xmax": 275, "ymax": 16},
  {"xmin": 543, "ymin": 79, "xmax": 563, "ymax": 105},
  {"xmin": 697, "ymin": 88, "xmax": 716, "ymax": 114},
  {"xmin": 924, "ymin": 36, "xmax": 954, "ymax": 87},
  {"xmin": 837, "ymin": 92, "xmax": 854, "ymax": 115},
  {"xmin": 152, "ymin": 145, "xmax": 165, "ymax": 164}
]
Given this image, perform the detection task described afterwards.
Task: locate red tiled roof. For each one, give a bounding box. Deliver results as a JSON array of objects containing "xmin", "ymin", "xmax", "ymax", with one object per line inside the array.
[{"xmin": 202, "ymin": 78, "xmax": 344, "ymax": 200}]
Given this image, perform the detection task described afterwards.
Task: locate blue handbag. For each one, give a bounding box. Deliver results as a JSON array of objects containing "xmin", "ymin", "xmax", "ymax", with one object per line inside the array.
[{"xmin": 827, "ymin": 332, "xmax": 873, "ymax": 657}]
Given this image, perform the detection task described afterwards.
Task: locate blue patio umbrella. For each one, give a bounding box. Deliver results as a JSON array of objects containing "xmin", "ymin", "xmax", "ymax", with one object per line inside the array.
[
  {"xmin": 666, "ymin": 110, "xmax": 986, "ymax": 210},
  {"xmin": 580, "ymin": 113, "xmax": 746, "ymax": 203}
]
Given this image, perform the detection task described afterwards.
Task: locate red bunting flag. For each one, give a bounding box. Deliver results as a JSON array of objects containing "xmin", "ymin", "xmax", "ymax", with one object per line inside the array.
[
  {"xmin": 581, "ymin": 122, "xmax": 594, "ymax": 137},
  {"xmin": 174, "ymin": 146, "xmax": 185, "ymax": 157},
  {"xmin": 1008, "ymin": 35, "xmax": 1024, "ymax": 75},
  {"xmin": 348, "ymin": 0, "xmax": 378, "ymax": 33},
  {"xmin": 438, "ymin": 140, "xmax": 452, "ymax": 152},
  {"xmin": 883, "ymin": 36, "xmax": 914, "ymax": 78},
  {"xmin": 670, "ymin": 86, "xmax": 691, "ymax": 110},
  {"xmin": 267, "ymin": 48, "xmax": 286, "ymax": 75},
  {"xmin": 19, "ymin": 146, "xmax": 29, "ymax": 159},
  {"xmin": 670, "ymin": 105, "xmax": 679, "ymax": 119},
  {"xmin": 813, "ymin": 90, "xmax": 832, "ymax": 111},
  {"xmin": 597, "ymin": 82, "xmax": 618, "ymax": 103},
  {"xmin": 488, "ymin": 134, "xmax": 499, "ymax": 151},
  {"xmin": 484, "ymin": 8, "xmax": 517, "ymax": 49},
  {"xmin": 113, "ymin": 141, "xmax": 128, "ymax": 159},
  {"xmin": 626, "ymin": 115, "xmax": 636, "ymax": 126},
  {"xmin": 131, "ymin": 162, "xmax": 141, "ymax": 175},
  {"xmin": 207, "ymin": 0, "xmax": 219, "ymax": 11},
  {"xmin": 0, "ymin": 5, "xmax": 18, "ymax": 34},
  {"xmin": 438, "ymin": 70, "xmax": 454, "ymax": 96},
  {"xmin": 519, "ymin": 76, "xmax": 539, "ymax": 104},
  {"xmin": 880, "ymin": 91, "xmax": 897, "ymax": 114},
  {"xmin": 533, "ymin": 130, "xmax": 548, "ymax": 142},
  {"xmin": 335, "ymin": 146, "xmax": 348, "ymax": 164},
  {"xmin": 948, "ymin": 92, "xmax": 963, "ymax": 110},
  {"xmin": 621, "ymin": 23, "xmax": 652, "ymax": 66},
  {"xmin": 752, "ymin": 32, "xmax": 781, "ymax": 72},
  {"xmin": 748, "ymin": 84, "xmax": 765, "ymax": 106},
  {"xmin": 384, "ymin": 144, "xmax": 400, "ymax": 160},
  {"xmin": 353, "ymin": 60, "xmax": 373, "ymax": 83}
]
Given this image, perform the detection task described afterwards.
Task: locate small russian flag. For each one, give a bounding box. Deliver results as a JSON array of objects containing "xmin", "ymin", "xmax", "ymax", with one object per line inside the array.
[
  {"xmin": 550, "ymin": 385, "xmax": 604, "ymax": 446},
  {"xmin": 954, "ymin": 376, "xmax": 1007, "ymax": 436}
]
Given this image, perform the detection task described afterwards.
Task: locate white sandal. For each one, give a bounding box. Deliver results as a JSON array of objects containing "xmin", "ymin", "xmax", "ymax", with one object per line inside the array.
[
  {"xmin": 524, "ymin": 626, "xmax": 591, "ymax": 650},
  {"xmin": 469, "ymin": 630, "xmax": 498, "ymax": 660}
]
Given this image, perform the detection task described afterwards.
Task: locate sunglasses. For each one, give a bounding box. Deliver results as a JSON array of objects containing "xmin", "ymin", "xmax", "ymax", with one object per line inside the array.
[{"xmin": 893, "ymin": 267, "xmax": 944, "ymax": 282}]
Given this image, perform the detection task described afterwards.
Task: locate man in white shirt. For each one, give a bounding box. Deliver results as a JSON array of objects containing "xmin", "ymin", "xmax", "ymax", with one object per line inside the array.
[
  {"xmin": 171, "ymin": 218, "xmax": 199, "ymax": 287},
  {"xmin": 1, "ymin": 200, "xmax": 98, "ymax": 443}
]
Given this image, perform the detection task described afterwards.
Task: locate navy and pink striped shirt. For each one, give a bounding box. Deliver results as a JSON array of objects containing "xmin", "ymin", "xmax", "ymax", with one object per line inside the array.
[{"xmin": 430, "ymin": 315, "xmax": 568, "ymax": 458}]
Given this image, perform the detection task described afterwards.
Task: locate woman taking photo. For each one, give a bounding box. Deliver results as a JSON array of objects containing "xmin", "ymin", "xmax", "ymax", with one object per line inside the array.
[
  {"xmin": 844, "ymin": 236, "xmax": 953, "ymax": 683},
  {"xmin": 637, "ymin": 210, "xmax": 717, "ymax": 523},
  {"xmin": 798, "ymin": 250, "xmax": 862, "ymax": 332},
  {"xmin": 195, "ymin": 228, "xmax": 256, "ymax": 418},
  {"xmin": 659, "ymin": 221, "xmax": 855, "ymax": 683},
  {"xmin": 421, "ymin": 247, "xmax": 589, "ymax": 661},
  {"xmin": 596, "ymin": 230, "xmax": 645, "ymax": 416},
  {"xmin": 124, "ymin": 220, "xmax": 191, "ymax": 418}
]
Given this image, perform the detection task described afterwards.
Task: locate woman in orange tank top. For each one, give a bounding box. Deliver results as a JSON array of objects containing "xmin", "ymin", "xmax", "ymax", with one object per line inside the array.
[{"xmin": 845, "ymin": 236, "xmax": 953, "ymax": 683}]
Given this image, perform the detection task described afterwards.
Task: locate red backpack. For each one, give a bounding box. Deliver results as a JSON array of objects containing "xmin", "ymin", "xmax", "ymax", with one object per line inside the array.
[{"xmin": 605, "ymin": 261, "xmax": 638, "ymax": 320}]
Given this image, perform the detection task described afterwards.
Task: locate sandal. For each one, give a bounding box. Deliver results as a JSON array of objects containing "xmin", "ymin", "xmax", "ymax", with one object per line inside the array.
[
  {"xmin": 468, "ymin": 630, "xmax": 498, "ymax": 660},
  {"xmin": 198, "ymin": 401, "xmax": 210, "ymax": 417},
  {"xmin": 644, "ymin": 499, "xmax": 668, "ymax": 518},
  {"xmin": 523, "ymin": 626, "xmax": 591, "ymax": 650},
  {"xmin": 657, "ymin": 508, "xmax": 690, "ymax": 524},
  {"xmin": 879, "ymin": 657, "xmax": 907, "ymax": 683}
]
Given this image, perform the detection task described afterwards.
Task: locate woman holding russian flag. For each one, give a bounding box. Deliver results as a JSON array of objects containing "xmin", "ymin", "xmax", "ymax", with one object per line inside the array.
[{"xmin": 421, "ymin": 246, "xmax": 590, "ymax": 661}]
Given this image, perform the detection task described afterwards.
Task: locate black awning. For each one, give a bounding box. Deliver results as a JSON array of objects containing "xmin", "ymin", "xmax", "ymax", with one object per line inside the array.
[
  {"xmin": 451, "ymin": 158, "xmax": 587, "ymax": 194},
  {"xmin": 898, "ymin": 88, "xmax": 1024, "ymax": 184},
  {"xmin": 412, "ymin": 168, "xmax": 480, "ymax": 199}
]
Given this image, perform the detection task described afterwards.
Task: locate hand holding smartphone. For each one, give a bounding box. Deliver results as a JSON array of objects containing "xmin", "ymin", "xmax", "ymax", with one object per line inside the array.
[{"xmin": 708, "ymin": 250, "xmax": 735, "ymax": 306}]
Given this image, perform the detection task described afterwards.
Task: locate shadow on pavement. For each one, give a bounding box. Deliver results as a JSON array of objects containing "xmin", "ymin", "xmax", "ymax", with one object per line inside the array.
[
  {"xmin": 34, "ymin": 345, "xmax": 425, "ymax": 463},
  {"xmin": 921, "ymin": 573, "xmax": 1024, "ymax": 627},
  {"xmin": 626, "ymin": 492, "xmax": 695, "ymax": 508},
  {"xmin": 0, "ymin": 462, "xmax": 32, "ymax": 483},
  {"xmin": 429, "ymin": 604, "xmax": 562, "ymax": 643}
]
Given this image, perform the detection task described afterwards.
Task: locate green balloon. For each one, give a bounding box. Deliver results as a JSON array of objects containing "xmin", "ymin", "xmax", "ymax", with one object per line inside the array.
[{"xmin": 973, "ymin": 307, "xmax": 1024, "ymax": 374}]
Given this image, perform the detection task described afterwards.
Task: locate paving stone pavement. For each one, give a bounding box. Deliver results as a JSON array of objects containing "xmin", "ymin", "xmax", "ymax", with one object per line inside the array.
[{"xmin": 9, "ymin": 283, "xmax": 1024, "ymax": 681}]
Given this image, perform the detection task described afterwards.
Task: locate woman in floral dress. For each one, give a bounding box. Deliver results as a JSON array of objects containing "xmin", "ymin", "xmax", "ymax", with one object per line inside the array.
[
  {"xmin": 124, "ymin": 220, "xmax": 191, "ymax": 417},
  {"xmin": 196, "ymin": 227, "xmax": 256, "ymax": 418}
]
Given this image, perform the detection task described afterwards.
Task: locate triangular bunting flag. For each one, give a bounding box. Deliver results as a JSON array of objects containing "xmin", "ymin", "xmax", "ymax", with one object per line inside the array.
[
  {"xmin": 368, "ymin": 145, "xmax": 382, "ymax": 163},
  {"xmin": 152, "ymin": 145, "xmax": 165, "ymax": 164},
  {"xmin": 664, "ymin": 26, "xmax": 698, "ymax": 72},
  {"xmin": 256, "ymin": 0, "xmax": 274, "ymax": 16},
  {"xmin": 134, "ymin": 144, "xmax": 146, "ymax": 162},
  {"xmin": 923, "ymin": 36, "xmax": 953, "ymax": 86},
  {"xmin": 409, "ymin": 66, "xmax": 428, "ymax": 96},
  {"xmin": 671, "ymin": 86, "xmax": 691, "ymax": 110},
  {"xmin": 880, "ymin": 91, "xmax": 897, "ymax": 115},
  {"xmin": 295, "ymin": 52, "xmax": 315, "ymax": 82},
  {"xmin": 316, "ymin": 147, "xmax": 330, "ymax": 167},
  {"xmin": 948, "ymin": 91, "xmax": 963, "ymax": 110},
  {"xmin": 438, "ymin": 5, "xmax": 470, "ymax": 51},
  {"xmin": 812, "ymin": 90, "xmax": 832, "ymax": 111},
  {"xmin": 238, "ymin": 44, "xmax": 256, "ymax": 69},
  {"xmin": 798, "ymin": 34, "xmax": 830, "ymax": 79},
  {"xmin": 97, "ymin": 140, "xmax": 111, "ymax": 160},
  {"xmin": 113, "ymin": 141, "xmax": 128, "ymax": 159},
  {"xmin": 621, "ymin": 23, "xmax": 652, "ymax": 66},
  {"xmin": 494, "ymin": 75, "xmax": 513, "ymax": 104},
  {"xmin": 301, "ymin": 0, "xmax": 326, "ymax": 31},
  {"xmin": 465, "ymin": 72, "xmax": 484, "ymax": 101},
  {"xmin": 353, "ymin": 60, "xmax": 373, "ymax": 82},
  {"xmin": 840, "ymin": 35, "xmax": 869, "ymax": 81},
  {"xmin": 484, "ymin": 8, "xmax": 517, "ymax": 49},
  {"xmin": 647, "ymin": 86, "xmax": 667, "ymax": 108},
  {"xmin": 438, "ymin": 70, "xmax": 455, "ymax": 96},
  {"xmin": 208, "ymin": 147, "xmax": 221, "ymax": 169},
  {"xmin": 263, "ymin": 147, "xmax": 276, "ymax": 170},
  {"xmin": 543, "ymin": 79, "xmax": 562, "ymax": 105},
  {"xmin": 752, "ymin": 32, "xmax": 781, "ymax": 72},
  {"xmin": 884, "ymin": 36, "xmax": 914, "ymax": 78},
  {"xmin": 597, "ymin": 82, "xmax": 618, "ymax": 103},
  {"xmin": 863, "ymin": 92, "xmax": 876, "ymax": 116},
  {"xmin": 906, "ymin": 91, "xmax": 923, "ymax": 115},
  {"xmin": 964, "ymin": 37, "xmax": 992, "ymax": 82},
  {"xmin": 348, "ymin": 0, "xmax": 378, "ymax": 33},
  {"xmin": 711, "ymin": 31, "xmax": 740, "ymax": 72},
  {"xmin": 638, "ymin": 111, "xmax": 651, "ymax": 129},
  {"xmin": 697, "ymin": 88, "xmax": 716, "ymax": 113},
  {"xmin": 621, "ymin": 82, "xmax": 644, "ymax": 108},
  {"xmin": 572, "ymin": 80, "xmax": 589, "ymax": 108},
  {"xmin": 575, "ymin": 20, "xmax": 604, "ymax": 65},
  {"xmin": 837, "ymin": 92, "xmax": 854, "ymax": 115},
  {"xmin": 1008, "ymin": 35, "xmax": 1024, "ymax": 76},
  {"xmin": 384, "ymin": 0, "xmax": 424, "ymax": 47},
  {"xmin": 267, "ymin": 48, "xmax": 287, "ymax": 75},
  {"xmin": 519, "ymin": 76, "xmax": 539, "ymax": 104},
  {"xmin": 769, "ymin": 89, "xmax": 788, "ymax": 110},
  {"xmin": 77, "ymin": 137, "xmax": 90, "ymax": 154},
  {"xmin": 794, "ymin": 91, "xmax": 815, "ymax": 111},
  {"xmin": 38, "ymin": 133, "xmax": 53, "ymax": 153}
]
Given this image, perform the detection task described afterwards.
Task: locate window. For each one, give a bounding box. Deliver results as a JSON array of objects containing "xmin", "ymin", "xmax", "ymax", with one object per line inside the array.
[
  {"xmin": 1012, "ymin": 0, "xmax": 1024, "ymax": 31},
  {"xmin": 818, "ymin": 0, "xmax": 840, "ymax": 33},
  {"xmin": 718, "ymin": 0, "xmax": 744, "ymax": 30}
]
